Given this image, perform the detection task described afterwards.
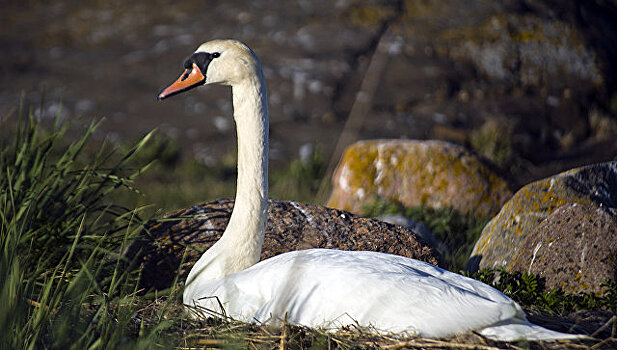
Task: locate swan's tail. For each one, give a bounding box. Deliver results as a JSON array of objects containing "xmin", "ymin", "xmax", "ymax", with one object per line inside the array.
[{"xmin": 479, "ymin": 318, "xmax": 587, "ymax": 342}]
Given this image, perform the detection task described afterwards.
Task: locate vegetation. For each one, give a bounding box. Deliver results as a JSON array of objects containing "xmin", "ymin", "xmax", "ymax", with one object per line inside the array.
[
  {"xmin": 0, "ymin": 109, "xmax": 164, "ymax": 348},
  {"xmin": 111, "ymin": 132, "xmax": 238, "ymax": 218},
  {"xmin": 114, "ymin": 133, "xmax": 327, "ymax": 218},
  {"xmin": 468, "ymin": 268, "xmax": 617, "ymax": 316},
  {"xmin": 270, "ymin": 143, "xmax": 326, "ymax": 202},
  {"xmin": 470, "ymin": 118, "xmax": 519, "ymax": 174}
]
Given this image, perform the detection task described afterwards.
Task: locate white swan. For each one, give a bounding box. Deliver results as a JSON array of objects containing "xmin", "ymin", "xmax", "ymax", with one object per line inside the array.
[{"xmin": 157, "ymin": 39, "xmax": 581, "ymax": 341}]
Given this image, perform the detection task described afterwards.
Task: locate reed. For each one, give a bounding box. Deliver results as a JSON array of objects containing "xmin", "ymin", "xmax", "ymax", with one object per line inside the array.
[{"xmin": 0, "ymin": 106, "xmax": 161, "ymax": 348}]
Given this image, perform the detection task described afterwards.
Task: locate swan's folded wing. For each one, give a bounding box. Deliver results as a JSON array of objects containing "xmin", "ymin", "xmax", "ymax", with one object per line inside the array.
[{"xmin": 197, "ymin": 249, "xmax": 521, "ymax": 338}]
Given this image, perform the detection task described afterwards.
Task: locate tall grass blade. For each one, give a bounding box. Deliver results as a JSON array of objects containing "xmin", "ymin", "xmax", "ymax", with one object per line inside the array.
[{"xmin": 0, "ymin": 104, "xmax": 162, "ymax": 348}]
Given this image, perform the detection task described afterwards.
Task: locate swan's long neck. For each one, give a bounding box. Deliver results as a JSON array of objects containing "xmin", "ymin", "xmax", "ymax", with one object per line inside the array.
[
  {"xmin": 185, "ymin": 69, "xmax": 268, "ymax": 291},
  {"xmin": 226, "ymin": 72, "xmax": 269, "ymax": 262}
]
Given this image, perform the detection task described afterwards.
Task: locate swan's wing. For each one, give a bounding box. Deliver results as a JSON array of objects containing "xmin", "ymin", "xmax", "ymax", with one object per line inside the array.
[{"xmin": 188, "ymin": 249, "xmax": 522, "ymax": 338}]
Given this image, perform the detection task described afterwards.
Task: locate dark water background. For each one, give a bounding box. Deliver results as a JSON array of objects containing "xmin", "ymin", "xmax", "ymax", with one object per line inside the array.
[{"xmin": 2, "ymin": 0, "xmax": 617, "ymax": 194}]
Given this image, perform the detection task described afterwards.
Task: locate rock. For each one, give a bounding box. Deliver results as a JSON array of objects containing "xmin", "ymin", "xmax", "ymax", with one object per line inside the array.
[
  {"xmin": 509, "ymin": 203, "xmax": 617, "ymax": 293},
  {"xmin": 389, "ymin": 1, "xmax": 617, "ymax": 174},
  {"xmin": 127, "ymin": 198, "xmax": 442, "ymax": 291},
  {"xmin": 446, "ymin": 14, "xmax": 603, "ymax": 88},
  {"xmin": 469, "ymin": 161, "xmax": 617, "ymax": 273},
  {"xmin": 327, "ymin": 140, "xmax": 512, "ymax": 217},
  {"xmin": 376, "ymin": 214, "xmax": 446, "ymax": 255}
]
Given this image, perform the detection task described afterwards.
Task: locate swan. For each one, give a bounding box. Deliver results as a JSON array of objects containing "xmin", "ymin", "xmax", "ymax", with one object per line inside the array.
[{"xmin": 157, "ymin": 39, "xmax": 582, "ymax": 341}]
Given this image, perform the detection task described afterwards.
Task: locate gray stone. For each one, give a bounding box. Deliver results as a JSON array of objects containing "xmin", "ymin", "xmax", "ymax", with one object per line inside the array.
[
  {"xmin": 510, "ymin": 203, "xmax": 617, "ymax": 293},
  {"xmin": 469, "ymin": 161, "xmax": 617, "ymax": 273},
  {"xmin": 377, "ymin": 214, "xmax": 446, "ymax": 255}
]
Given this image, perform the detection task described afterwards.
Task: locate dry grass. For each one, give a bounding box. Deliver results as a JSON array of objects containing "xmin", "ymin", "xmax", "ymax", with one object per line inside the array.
[{"xmin": 131, "ymin": 295, "xmax": 615, "ymax": 350}]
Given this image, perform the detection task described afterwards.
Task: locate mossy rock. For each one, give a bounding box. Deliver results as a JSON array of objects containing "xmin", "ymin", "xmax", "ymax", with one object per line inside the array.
[
  {"xmin": 447, "ymin": 14, "xmax": 602, "ymax": 87},
  {"xmin": 469, "ymin": 162, "xmax": 617, "ymax": 273},
  {"xmin": 327, "ymin": 140, "xmax": 512, "ymax": 217}
]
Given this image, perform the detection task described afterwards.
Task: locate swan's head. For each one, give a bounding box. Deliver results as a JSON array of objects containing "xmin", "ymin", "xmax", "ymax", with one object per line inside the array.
[{"xmin": 158, "ymin": 39, "xmax": 261, "ymax": 100}]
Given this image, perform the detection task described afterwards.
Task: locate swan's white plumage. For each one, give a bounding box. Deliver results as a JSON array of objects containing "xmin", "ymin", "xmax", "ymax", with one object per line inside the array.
[
  {"xmin": 186, "ymin": 249, "xmax": 520, "ymax": 338},
  {"xmin": 160, "ymin": 39, "xmax": 583, "ymax": 342},
  {"xmin": 185, "ymin": 249, "xmax": 578, "ymax": 341}
]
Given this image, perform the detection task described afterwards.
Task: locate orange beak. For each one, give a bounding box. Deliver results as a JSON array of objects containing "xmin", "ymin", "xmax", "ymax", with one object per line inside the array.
[{"xmin": 157, "ymin": 63, "xmax": 206, "ymax": 100}]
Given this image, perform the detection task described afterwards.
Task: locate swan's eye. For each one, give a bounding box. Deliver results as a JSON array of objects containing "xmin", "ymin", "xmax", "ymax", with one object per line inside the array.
[{"xmin": 212, "ymin": 52, "xmax": 220, "ymax": 58}]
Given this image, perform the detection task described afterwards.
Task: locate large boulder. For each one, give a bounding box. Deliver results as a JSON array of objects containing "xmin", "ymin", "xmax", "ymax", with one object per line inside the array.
[
  {"xmin": 443, "ymin": 13, "xmax": 603, "ymax": 89},
  {"xmin": 327, "ymin": 140, "xmax": 512, "ymax": 217},
  {"xmin": 127, "ymin": 198, "xmax": 442, "ymax": 291},
  {"xmin": 510, "ymin": 203, "xmax": 617, "ymax": 293},
  {"xmin": 469, "ymin": 162, "xmax": 617, "ymax": 274}
]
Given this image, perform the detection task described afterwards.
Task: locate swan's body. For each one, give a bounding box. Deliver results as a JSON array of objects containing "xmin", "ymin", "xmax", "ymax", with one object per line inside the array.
[
  {"xmin": 185, "ymin": 248, "xmax": 565, "ymax": 340},
  {"xmin": 158, "ymin": 39, "xmax": 582, "ymax": 341}
]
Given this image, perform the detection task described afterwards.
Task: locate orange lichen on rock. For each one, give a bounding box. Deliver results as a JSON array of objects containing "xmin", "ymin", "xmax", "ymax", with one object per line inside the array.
[{"xmin": 328, "ymin": 140, "xmax": 512, "ymax": 218}]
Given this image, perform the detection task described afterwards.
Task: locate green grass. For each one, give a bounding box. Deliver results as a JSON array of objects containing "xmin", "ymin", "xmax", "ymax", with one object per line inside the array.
[
  {"xmin": 108, "ymin": 131, "xmax": 238, "ymax": 218},
  {"xmin": 470, "ymin": 118, "xmax": 520, "ymax": 175},
  {"xmin": 113, "ymin": 132, "xmax": 327, "ymax": 218},
  {"xmin": 270, "ymin": 144, "xmax": 326, "ymax": 203},
  {"xmin": 0, "ymin": 107, "xmax": 170, "ymax": 348},
  {"xmin": 467, "ymin": 268, "xmax": 617, "ymax": 316}
]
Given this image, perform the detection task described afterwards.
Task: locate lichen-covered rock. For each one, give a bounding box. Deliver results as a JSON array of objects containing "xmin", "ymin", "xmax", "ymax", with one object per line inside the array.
[
  {"xmin": 401, "ymin": 2, "xmax": 604, "ymax": 90},
  {"xmin": 469, "ymin": 161, "xmax": 617, "ymax": 273},
  {"xmin": 509, "ymin": 203, "xmax": 617, "ymax": 293},
  {"xmin": 446, "ymin": 14, "xmax": 603, "ymax": 88},
  {"xmin": 327, "ymin": 140, "xmax": 512, "ymax": 217},
  {"xmin": 126, "ymin": 198, "xmax": 442, "ymax": 291}
]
